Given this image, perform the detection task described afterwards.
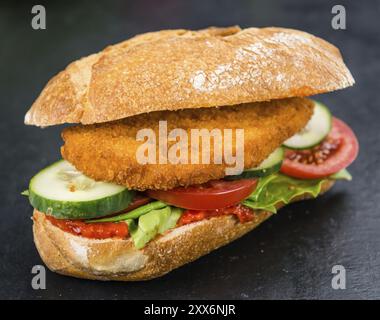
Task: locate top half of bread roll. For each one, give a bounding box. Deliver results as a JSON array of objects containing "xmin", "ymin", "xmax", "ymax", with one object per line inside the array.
[{"xmin": 24, "ymin": 26, "xmax": 354, "ymax": 127}]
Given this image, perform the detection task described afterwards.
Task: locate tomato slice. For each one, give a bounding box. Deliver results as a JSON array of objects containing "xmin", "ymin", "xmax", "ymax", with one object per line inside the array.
[
  {"xmin": 280, "ymin": 117, "xmax": 359, "ymax": 179},
  {"xmin": 147, "ymin": 179, "xmax": 257, "ymax": 210}
]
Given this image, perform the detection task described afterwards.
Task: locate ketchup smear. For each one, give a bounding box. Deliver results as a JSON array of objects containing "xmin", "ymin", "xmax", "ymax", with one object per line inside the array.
[
  {"xmin": 45, "ymin": 197, "xmax": 255, "ymax": 240},
  {"xmin": 45, "ymin": 194, "xmax": 151, "ymax": 240},
  {"xmin": 177, "ymin": 204, "xmax": 255, "ymax": 226},
  {"xmin": 46, "ymin": 216, "xmax": 129, "ymax": 239}
]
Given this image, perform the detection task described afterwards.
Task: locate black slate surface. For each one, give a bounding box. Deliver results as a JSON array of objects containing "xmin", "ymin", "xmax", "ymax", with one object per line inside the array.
[{"xmin": 0, "ymin": 0, "xmax": 379, "ymax": 299}]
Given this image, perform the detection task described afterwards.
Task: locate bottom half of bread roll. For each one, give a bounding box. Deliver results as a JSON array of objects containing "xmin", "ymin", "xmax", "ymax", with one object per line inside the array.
[{"xmin": 32, "ymin": 180, "xmax": 334, "ymax": 281}]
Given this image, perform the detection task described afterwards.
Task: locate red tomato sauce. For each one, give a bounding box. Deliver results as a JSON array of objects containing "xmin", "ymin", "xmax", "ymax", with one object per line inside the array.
[
  {"xmin": 177, "ymin": 204, "xmax": 255, "ymax": 226},
  {"xmin": 46, "ymin": 215, "xmax": 129, "ymax": 239},
  {"xmin": 45, "ymin": 200, "xmax": 255, "ymax": 240},
  {"xmin": 43, "ymin": 194, "xmax": 151, "ymax": 239}
]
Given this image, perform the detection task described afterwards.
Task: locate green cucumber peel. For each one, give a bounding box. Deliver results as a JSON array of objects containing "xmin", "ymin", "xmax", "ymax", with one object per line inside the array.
[
  {"xmin": 225, "ymin": 147, "xmax": 284, "ymax": 180},
  {"xmin": 29, "ymin": 187, "xmax": 134, "ymax": 220},
  {"xmin": 283, "ymin": 100, "xmax": 332, "ymax": 150},
  {"xmin": 27, "ymin": 160, "xmax": 135, "ymax": 219}
]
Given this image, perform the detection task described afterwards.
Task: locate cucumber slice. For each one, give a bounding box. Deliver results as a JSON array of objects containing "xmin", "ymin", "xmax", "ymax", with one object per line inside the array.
[
  {"xmin": 283, "ymin": 101, "xmax": 332, "ymax": 150},
  {"xmin": 226, "ymin": 147, "xmax": 284, "ymax": 180},
  {"xmin": 28, "ymin": 160, "xmax": 134, "ymax": 219}
]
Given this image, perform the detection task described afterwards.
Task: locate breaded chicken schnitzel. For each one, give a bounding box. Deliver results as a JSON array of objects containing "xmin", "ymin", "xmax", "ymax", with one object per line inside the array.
[{"xmin": 61, "ymin": 98, "xmax": 313, "ymax": 190}]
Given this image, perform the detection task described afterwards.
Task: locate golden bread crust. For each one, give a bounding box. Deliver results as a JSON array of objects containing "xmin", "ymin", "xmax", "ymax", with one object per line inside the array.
[{"xmin": 25, "ymin": 27, "xmax": 354, "ymax": 126}]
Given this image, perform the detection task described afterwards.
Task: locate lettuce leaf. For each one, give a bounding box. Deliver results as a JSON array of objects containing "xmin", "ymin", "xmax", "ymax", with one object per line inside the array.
[
  {"xmin": 127, "ymin": 207, "xmax": 183, "ymax": 249},
  {"xmin": 112, "ymin": 169, "xmax": 352, "ymax": 248},
  {"xmin": 242, "ymin": 170, "xmax": 351, "ymax": 213},
  {"xmin": 329, "ymin": 169, "xmax": 352, "ymax": 181}
]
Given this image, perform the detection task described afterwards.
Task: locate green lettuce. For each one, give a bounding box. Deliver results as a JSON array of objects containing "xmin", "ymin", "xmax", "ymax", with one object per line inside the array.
[
  {"xmin": 242, "ymin": 170, "xmax": 351, "ymax": 213},
  {"xmin": 127, "ymin": 206, "xmax": 183, "ymax": 249},
  {"xmin": 329, "ymin": 168, "xmax": 352, "ymax": 181},
  {"xmin": 86, "ymin": 169, "xmax": 351, "ymax": 249}
]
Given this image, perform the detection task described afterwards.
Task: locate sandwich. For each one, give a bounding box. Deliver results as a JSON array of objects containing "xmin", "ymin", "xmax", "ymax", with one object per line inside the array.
[{"xmin": 23, "ymin": 26, "xmax": 359, "ymax": 281}]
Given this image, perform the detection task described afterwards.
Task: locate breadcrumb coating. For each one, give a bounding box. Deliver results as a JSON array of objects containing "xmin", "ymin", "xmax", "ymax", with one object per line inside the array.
[{"xmin": 61, "ymin": 98, "xmax": 313, "ymax": 190}]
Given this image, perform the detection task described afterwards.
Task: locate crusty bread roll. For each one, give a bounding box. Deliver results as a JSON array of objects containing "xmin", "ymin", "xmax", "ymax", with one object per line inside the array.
[
  {"xmin": 33, "ymin": 180, "xmax": 334, "ymax": 281},
  {"xmin": 25, "ymin": 26, "xmax": 354, "ymax": 127},
  {"xmin": 27, "ymin": 26, "xmax": 352, "ymax": 281}
]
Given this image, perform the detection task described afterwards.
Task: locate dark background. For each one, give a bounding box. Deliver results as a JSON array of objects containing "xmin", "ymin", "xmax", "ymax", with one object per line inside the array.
[{"xmin": 0, "ymin": 0, "xmax": 379, "ymax": 299}]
